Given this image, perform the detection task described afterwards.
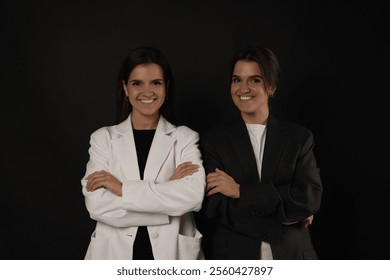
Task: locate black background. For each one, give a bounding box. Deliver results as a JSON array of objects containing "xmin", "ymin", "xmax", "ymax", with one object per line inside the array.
[{"xmin": 1, "ymin": 0, "xmax": 389, "ymax": 259}]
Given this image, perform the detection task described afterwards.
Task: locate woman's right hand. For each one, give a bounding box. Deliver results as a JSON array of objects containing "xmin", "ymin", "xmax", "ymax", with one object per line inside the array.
[
  {"xmin": 86, "ymin": 170, "xmax": 123, "ymax": 196},
  {"xmin": 170, "ymin": 161, "xmax": 199, "ymax": 181}
]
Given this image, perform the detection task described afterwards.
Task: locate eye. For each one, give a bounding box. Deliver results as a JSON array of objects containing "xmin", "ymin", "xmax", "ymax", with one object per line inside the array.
[
  {"xmin": 232, "ymin": 77, "xmax": 241, "ymax": 83},
  {"xmin": 131, "ymin": 81, "xmax": 141, "ymax": 86},
  {"xmin": 251, "ymin": 78, "xmax": 261, "ymax": 83},
  {"xmin": 152, "ymin": 80, "xmax": 163, "ymax": 86}
]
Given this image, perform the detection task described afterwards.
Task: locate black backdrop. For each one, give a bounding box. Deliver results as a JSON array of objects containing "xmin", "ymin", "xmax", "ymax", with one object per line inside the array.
[{"xmin": 1, "ymin": 0, "xmax": 389, "ymax": 260}]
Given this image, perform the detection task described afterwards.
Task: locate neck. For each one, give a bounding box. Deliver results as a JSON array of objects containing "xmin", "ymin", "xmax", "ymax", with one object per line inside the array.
[
  {"xmin": 131, "ymin": 113, "xmax": 159, "ymax": 130},
  {"xmin": 241, "ymin": 110, "xmax": 269, "ymax": 125}
]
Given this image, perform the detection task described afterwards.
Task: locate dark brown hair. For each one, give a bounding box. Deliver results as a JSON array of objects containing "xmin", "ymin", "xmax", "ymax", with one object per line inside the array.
[{"xmin": 230, "ymin": 44, "xmax": 281, "ymax": 91}]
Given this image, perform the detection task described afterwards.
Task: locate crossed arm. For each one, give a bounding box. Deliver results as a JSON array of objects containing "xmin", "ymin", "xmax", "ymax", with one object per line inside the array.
[
  {"xmin": 85, "ymin": 161, "xmax": 200, "ymax": 196},
  {"xmin": 206, "ymin": 168, "xmax": 314, "ymax": 227}
]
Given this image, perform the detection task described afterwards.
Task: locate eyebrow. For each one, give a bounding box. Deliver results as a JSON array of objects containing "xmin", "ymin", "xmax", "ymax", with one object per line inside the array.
[
  {"xmin": 128, "ymin": 78, "xmax": 164, "ymax": 82},
  {"xmin": 232, "ymin": 74, "xmax": 263, "ymax": 79}
]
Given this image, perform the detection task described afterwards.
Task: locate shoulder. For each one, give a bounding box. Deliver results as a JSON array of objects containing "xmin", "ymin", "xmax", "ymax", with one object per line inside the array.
[
  {"xmin": 171, "ymin": 125, "xmax": 199, "ymax": 140},
  {"xmin": 271, "ymin": 118, "xmax": 314, "ymax": 144},
  {"xmin": 89, "ymin": 123, "xmax": 119, "ymax": 143},
  {"xmin": 283, "ymin": 122, "xmax": 312, "ymax": 136}
]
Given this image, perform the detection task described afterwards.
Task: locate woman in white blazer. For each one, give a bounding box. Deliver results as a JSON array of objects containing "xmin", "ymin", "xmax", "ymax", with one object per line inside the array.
[{"xmin": 81, "ymin": 47, "xmax": 206, "ymax": 260}]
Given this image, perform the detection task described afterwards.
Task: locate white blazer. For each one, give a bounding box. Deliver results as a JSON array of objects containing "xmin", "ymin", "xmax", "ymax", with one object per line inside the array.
[{"xmin": 81, "ymin": 115, "xmax": 206, "ymax": 260}]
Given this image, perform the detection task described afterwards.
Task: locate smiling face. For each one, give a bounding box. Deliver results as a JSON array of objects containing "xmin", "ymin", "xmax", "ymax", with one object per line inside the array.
[
  {"xmin": 122, "ymin": 63, "xmax": 166, "ymax": 128},
  {"xmin": 230, "ymin": 60, "xmax": 275, "ymax": 124}
]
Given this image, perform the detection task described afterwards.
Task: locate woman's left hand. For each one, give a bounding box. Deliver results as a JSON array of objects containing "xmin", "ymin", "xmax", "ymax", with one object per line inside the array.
[
  {"xmin": 282, "ymin": 214, "xmax": 314, "ymax": 228},
  {"xmin": 86, "ymin": 170, "xmax": 123, "ymax": 196},
  {"xmin": 170, "ymin": 161, "xmax": 199, "ymax": 181}
]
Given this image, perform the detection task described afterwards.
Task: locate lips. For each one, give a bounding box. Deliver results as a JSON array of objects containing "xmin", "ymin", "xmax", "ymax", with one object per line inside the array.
[
  {"xmin": 139, "ymin": 98, "xmax": 156, "ymax": 104},
  {"xmin": 239, "ymin": 96, "xmax": 253, "ymax": 101}
]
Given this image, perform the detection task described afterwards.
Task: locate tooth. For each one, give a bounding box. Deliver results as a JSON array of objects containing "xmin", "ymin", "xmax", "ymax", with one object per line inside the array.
[{"xmin": 140, "ymin": 99, "xmax": 154, "ymax": 103}]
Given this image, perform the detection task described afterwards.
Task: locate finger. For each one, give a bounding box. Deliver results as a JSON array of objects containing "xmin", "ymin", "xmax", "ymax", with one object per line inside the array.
[
  {"xmin": 86, "ymin": 176, "xmax": 100, "ymax": 190},
  {"xmin": 206, "ymin": 186, "xmax": 220, "ymax": 196},
  {"xmin": 206, "ymin": 183, "xmax": 216, "ymax": 192},
  {"xmin": 177, "ymin": 162, "xmax": 192, "ymax": 168},
  {"xmin": 215, "ymin": 168, "xmax": 226, "ymax": 174},
  {"xmin": 89, "ymin": 184, "xmax": 105, "ymax": 192},
  {"xmin": 174, "ymin": 163, "xmax": 195, "ymax": 175},
  {"xmin": 175, "ymin": 165, "xmax": 198, "ymax": 178},
  {"xmin": 206, "ymin": 176, "xmax": 222, "ymax": 185},
  {"xmin": 170, "ymin": 165, "xmax": 199, "ymax": 180},
  {"xmin": 176, "ymin": 168, "xmax": 199, "ymax": 180},
  {"xmin": 87, "ymin": 171, "xmax": 107, "ymax": 180},
  {"xmin": 182, "ymin": 164, "xmax": 199, "ymax": 170},
  {"xmin": 87, "ymin": 172, "xmax": 109, "ymax": 185},
  {"xmin": 208, "ymin": 171, "xmax": 229, "ymax": 180},
  {"xmin": 88, "ymin": 177, "xmax": 108, "ymax": 192},
  {"xmin": 182, "ymin": 170, "xmax": 198, "ymax": 178},
  {"xmin": 179, "ymin": 164, "xmax": 199, "ymax": 173},
  {"xmin": 206, "ymin": 172, "xmax": 219, "ymax": 179},
  {"xmin": 87, "ymin": 171, "xmax": 100, "ymax": 180}
]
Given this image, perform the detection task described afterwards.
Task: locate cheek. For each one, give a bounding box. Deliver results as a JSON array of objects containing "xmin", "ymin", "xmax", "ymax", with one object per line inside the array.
[
  {"xmin": 127, "ymin": 87, "xmax": 140, "ymax": 98},
  {"xmin": 230, "ymin": 85, "xmax": 238, "ymax": 95},
  {"xmin": 124, "ymin": 85, "xmax": 132, "ymax": 95},
  {"xmin": 157, "ymin": 88, "xmax": 166, "ymax": 99}
]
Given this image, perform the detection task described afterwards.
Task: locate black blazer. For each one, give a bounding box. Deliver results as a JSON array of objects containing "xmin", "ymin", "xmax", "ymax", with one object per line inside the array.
[{"xmin": 198, "ymin": 115, "xmax": 323, "ymax": 260}]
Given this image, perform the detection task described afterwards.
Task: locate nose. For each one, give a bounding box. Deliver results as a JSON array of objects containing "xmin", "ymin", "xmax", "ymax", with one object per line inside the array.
[
  {"xmin": 143, "ymin": 84, "xmax": 155, "ymax": 96},
  {"xmin": 239, "ymin": 86, "xmax": 250, "ymax": 94}
]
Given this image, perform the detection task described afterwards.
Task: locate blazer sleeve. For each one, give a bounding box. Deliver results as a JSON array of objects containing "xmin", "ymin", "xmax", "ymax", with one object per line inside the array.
[
  {"xmin": 121, "ymin": 127, "xmax": 206, "ymax": 216},
  {"xmin": 276, "ymin": 129, "xmax": 322, "ymax": 220},
  {"xmin": 81, "ymin": 127, "xmax": 169, "ymax": 228}
]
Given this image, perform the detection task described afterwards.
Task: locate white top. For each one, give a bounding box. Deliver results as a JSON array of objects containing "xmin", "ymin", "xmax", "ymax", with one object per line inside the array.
[{"xmin": 246, "ymin": 123, "xmax": 273, "ymax": 260}]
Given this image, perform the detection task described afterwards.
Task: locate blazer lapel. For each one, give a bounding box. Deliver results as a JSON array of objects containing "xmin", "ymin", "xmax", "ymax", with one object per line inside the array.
[
  {"xmin": 261, "ymin": 115, "xmax": 286, "ymax": 181},
  {"xmin": 111, "ymin": 115, "xmax": 141, "ymax": 180},
  {"xmin": 143, "ymin": 116, "xmax": 175, "ymax": 180},
  {"xmin": 226, "ymin": 115, "xmax": 286, "ymax": 183},
  {"xmin": 227, "ymin": 120, "xmax": 260, "ymax": 182}
]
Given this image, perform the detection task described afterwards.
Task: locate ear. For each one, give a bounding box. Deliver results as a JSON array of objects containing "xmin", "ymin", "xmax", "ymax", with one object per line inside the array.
[
  {"xmin": 268, "ymin": 86, "xmax": 276, "ymax": 97},
  {"xmin": 122, "ymin": 80, "xmax": 128, "ymax": 96}
]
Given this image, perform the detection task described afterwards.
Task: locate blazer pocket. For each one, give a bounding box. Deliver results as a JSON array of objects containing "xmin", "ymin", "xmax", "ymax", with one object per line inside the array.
[
  {"xmin": 177, "ymin": 229, "xmax": 203, "ymax": 260},
  {"xmin": 86, "ymin": 232, "xmax": 110, "ymax": 260}
]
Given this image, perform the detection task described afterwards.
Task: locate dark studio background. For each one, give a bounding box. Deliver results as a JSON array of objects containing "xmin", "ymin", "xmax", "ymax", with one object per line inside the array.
[{"xmin": 1, "ymin": 0, "xmax": 389, "ymax": 260}]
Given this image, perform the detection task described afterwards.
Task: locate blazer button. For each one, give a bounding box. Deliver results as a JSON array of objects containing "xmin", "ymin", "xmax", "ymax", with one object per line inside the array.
[
  {"xmin": 252, "ymin": 210, "xmax": 259, "ymax": 216},
  {"xmin": 150, "ymin": 232, "xmax": 159, "ymax": 239}
]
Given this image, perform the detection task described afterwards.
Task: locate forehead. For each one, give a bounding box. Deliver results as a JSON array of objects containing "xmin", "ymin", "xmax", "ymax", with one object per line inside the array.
[
  {"xmin": 233, "ymin": 60, "xmax": 262, "ymax": 76},
  {"xmin": 129, "ymin": 63, "xmax": 164, "ymax": 79}
]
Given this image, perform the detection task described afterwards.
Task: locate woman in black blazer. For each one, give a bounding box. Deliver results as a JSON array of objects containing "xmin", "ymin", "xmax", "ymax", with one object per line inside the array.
[{"xmin": 199, "ymin": 44, "xmax": 323, "ymax": 260}]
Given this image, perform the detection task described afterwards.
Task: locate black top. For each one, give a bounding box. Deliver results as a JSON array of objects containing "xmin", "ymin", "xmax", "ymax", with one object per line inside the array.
[{"xmin": 132, "ymin": 129, "xmax": 156, "ymax": 260}]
